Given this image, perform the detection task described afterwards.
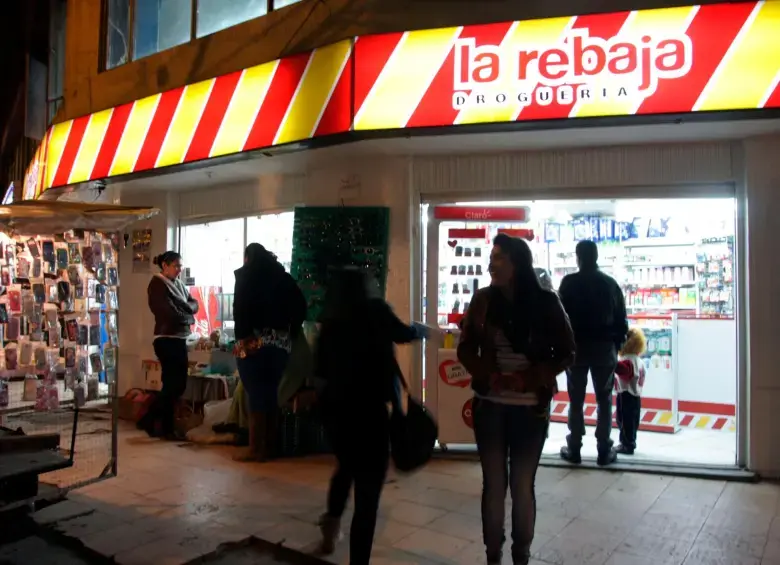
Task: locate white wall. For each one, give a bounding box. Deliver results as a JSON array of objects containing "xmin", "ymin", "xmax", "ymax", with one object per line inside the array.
[
  {"xmin": 744, "ymin": 134, "xmax": 780, "ymax": 477},
  {"xmin": 116, "ymin": 190, "xmax": 178, "ymax": 395}
]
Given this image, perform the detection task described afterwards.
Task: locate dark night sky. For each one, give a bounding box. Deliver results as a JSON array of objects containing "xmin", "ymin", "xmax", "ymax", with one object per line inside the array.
[{"xmin": 0, "ymin": 0, "xmax": 49, "ymax": 172}]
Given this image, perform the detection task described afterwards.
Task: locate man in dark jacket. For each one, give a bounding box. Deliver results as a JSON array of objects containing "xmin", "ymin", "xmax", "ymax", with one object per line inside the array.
[{"xmin": 558, "ymin": 240, "xmax": 628, "ymax": 466}]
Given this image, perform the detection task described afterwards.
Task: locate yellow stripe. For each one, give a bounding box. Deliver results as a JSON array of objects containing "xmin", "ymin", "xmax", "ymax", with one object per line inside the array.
[
  {"xmin": 68, "ymin": 108, "xmax": 113, "ymax": 184},
  {"xmin": 156, "ymin": 79, "xmax": 214, "ymax": 167},
  {"xmin": 573, "ymin": 6, "xmax": 696, "ymax": 118},
  {"xmin": 657, "ymin": 411, "xmax": 674, "ymax": 425},
  {"xmin": 110, "ymin": 94, "xmax": 160, "ymax": 176},
  {"xmin": 355, "ymin": 28, "xmax": 460, "ymax": 130},
  {"xmin": 457, "ymin": 17, "xmax": 574, "ymax": 125},
  {"xmin": 276, "ymin": 40, "xmax": 350, "ymax": 145},
  {"xmin": 211, "ymin": 61, "xmax": 278, "ymax": 158},
  {"xmin": 44, "ymin": 120, "xmax": 73, "ymax": 189},
  {"xmin": 697, "ymin": 1, "xmax": 780, "ymax": 111},
  {"xmin": 695, "ymin": 416, "xmax": 711, "ymax": 429}
]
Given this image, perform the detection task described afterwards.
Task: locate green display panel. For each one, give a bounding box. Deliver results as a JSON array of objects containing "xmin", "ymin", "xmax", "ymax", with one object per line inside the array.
[{"xmin": 290, "ymin": 207, "xmax": 390, "ymax": 321}]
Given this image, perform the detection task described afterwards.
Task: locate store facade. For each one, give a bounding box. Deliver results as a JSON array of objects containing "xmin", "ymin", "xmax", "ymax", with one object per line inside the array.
[{"xmin": 22, "ymin": 1, "xmax": 780, "ymax": 474}]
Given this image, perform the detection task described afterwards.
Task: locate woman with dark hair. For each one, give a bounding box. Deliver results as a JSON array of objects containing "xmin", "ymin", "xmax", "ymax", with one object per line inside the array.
[
  {"xmin": 458, "ymin": 234, "xmax": 575, "ymax": 565},
  {"xmin": 233, "ymin": 242, "xmax": 306, "ymax": 461},
  {"xmin": 140, "ymin": 250, "xmax": 199, "ymax": 440},
  {"xmin": 315, "ymin": 268, "xmax": 426, "ymax": 564}
]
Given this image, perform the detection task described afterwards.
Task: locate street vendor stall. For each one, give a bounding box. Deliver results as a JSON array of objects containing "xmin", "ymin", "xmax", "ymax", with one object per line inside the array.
[{"xmin": 0, "ymin": 200, "xmax": 157, "ymax": 509}]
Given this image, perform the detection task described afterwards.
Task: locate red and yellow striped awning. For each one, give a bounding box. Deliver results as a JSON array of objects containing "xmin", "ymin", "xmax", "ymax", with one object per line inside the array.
[{"xmin": 24, "ymin": 1, "xmax": 780, "ymax": 198}]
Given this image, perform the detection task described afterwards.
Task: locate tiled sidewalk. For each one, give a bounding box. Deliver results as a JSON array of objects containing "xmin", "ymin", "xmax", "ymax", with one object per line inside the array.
[{"xmin": 33, "ymin": 425, "xmax": 780, "ymax": 565}]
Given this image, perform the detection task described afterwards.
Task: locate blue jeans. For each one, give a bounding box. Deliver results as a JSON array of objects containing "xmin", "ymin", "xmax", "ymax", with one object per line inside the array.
[
  {"xmin": 236, "ymin": 346, "xmax": 289, "ymax": 413},
  {"xmin": 473, "ymin": 397, "xmax": 549, "ymax": 564}
]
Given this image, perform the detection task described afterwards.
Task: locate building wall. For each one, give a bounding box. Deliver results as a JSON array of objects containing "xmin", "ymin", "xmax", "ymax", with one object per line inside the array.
[
  {"xmin": 743, "ymin": 134, "xmax": 780, "ymax": 477},
  {"xmin": 61, "ymin": 0, "xmax": 734, "ymax": 123}
]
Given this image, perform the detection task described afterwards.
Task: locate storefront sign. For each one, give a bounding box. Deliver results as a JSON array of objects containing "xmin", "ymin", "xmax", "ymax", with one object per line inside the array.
[
  {"xmin": 434, "ymin": 206, "xmax": 529, "ymax": 221},
  {"xmin": 24, "ymin": 2, "xmax": 780, "ymax": 196},
  {"xmin": 353, "ymin": 1, "xmax": 780, "ymax": 130}
]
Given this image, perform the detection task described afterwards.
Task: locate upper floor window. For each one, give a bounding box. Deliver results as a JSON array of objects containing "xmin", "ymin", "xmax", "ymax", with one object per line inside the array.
[{"xmin": 104, "ymin": 0, "xmax": 303, "ymax": 70}]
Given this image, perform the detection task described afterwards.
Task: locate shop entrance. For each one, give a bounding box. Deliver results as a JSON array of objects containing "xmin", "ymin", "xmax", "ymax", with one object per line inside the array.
[{"xmin": 422, "ymin": 197, "xmax": 738, "ymax": 468}]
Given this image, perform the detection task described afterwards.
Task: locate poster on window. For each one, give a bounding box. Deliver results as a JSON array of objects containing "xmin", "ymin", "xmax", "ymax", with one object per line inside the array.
[
  {"xmin": 132, "ymin": 229, "xmax": 152, "ymax": 273},
  {"xmin": 189, "ymin": 286, "xmax": 221, "ymax": 338}
]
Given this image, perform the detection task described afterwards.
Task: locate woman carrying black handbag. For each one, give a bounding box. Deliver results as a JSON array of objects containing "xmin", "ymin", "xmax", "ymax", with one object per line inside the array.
[{"xmin": 314, "ymin": 268, "xmax": 426, "ymax": 565}]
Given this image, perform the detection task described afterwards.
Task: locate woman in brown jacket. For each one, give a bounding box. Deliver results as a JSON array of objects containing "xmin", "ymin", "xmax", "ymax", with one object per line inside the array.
[{"xmin": 458, "ymin": 234, "xmax": 575, "ymax": 565}]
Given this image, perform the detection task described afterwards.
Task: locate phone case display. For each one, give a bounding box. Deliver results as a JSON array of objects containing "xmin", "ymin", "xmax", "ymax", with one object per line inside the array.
[
  {"xmin": 291, "ymin": 207, "xmax": 390, "ymax": 322},
  {"xmin": 697, "ymin": 236, "xmax": 734, "ymax": 317},
  {"xmin": 0, "ymin": 230, "xmax": 120, "ymax": 412}
]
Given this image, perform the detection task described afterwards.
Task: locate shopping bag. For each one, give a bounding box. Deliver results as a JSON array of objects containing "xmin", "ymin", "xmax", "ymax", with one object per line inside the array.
[
  {"xmin": 277, "ymin": 331, "xmax": 313, "ymax": 407},
  {"xmin": 389, "ymin": 372, "xmax": 438, "ymax": 473}
]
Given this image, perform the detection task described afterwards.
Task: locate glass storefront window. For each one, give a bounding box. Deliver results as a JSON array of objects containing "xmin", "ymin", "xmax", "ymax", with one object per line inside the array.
[
  {"xmin": 180, "ymin": 218, "xmax": 244, "ymax": 290},
  {"xmin": 246, "ymin": 212, "xmax": 294, "ymax": 273},
  {"xmin": 133, "ymin": 0, "xmax": 192, "ymax": 61},
  {"xmin": 197, "ymin": 0, "xmax": 268, "ymax": 38},
  {"xmin": 272, "ymin": 0, "xmax": 302, "ymax": 9},
  {"xmin": 105, "ymin": 0, "xmax": 130, "ymax": 69}
]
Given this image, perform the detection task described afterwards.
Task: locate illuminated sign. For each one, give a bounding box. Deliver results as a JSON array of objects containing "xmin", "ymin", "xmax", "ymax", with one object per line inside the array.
[{"xmin": 2, "ymin": 184, "xmax": 14, "ymax": 205}]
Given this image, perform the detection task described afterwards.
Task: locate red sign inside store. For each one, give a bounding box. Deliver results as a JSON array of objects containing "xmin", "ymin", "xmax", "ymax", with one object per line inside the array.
[{"xmin": 434, "ymin": 206, "xmax": 529, "ymax": 221}]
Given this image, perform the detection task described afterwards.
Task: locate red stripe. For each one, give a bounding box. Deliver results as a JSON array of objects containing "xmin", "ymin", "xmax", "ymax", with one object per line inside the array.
[
  {"xmin": 712, "ymin": 417, "xmax": 729, "ymax": 430},
  {"xmin": 315, "ymin": 50, "xmax": 353, "ymax": 137},
  {"xmin": 679, "ymin": 400, "xmax": 735, "ymax": 416},
  {"xmin": 90, "ymin": 102, "xmax": 133, "ymax": 180},
  {"xmin": 641, "ymin": 411, "xmax": 656, "ymax": 423},
  {"xmin": 550, "ymin": 414, "xmax": 675, "ymax": 434},
  {"xmin": 51, "ymin": 115, "xmax": 91, "ymax": 187},
  {"xmin": 553, "ymin": 403, "xmax": 566, "ymax": 414},
  {"xmin": 243, "ymin": 53, "xmax": 310, "ymax": 151},
  {"xmin": 448, "ymin": 228, "xmax": 486, "ymax": 239},
  {"xmin": 353, "ymin": 33, "xmax": 404, "ymax": 118},
  {"xmin": 184, "ymin": 72, "xmax": 242, "ymax": 163},
  {"xmin": 638, "ymin": 2, "xmax": 755, "ymax": 115},
  {"xmin": 680, "ymin": 414, "xmax": 694, "ymax": 426},
  {"xmin": 519, "ymin": 12, "xmax": 630, "ymax": 123},
  {"xmin": 584, "ymin": 405, "xmax": 597, "ymax": 417},
  {"xmin": 407, "ymin": 23, "xmax": 514, "ymax": 129},
  {"xmin": 134, "ymin": 87, "xmax": 185, "ymax": 172},
  {"xmin": 763, "ymin": 79, "xmax": 780, "ymax": 109},
  {"xmin": 555, "ymin": 390, "xmax": 673, "ymax": 411}
]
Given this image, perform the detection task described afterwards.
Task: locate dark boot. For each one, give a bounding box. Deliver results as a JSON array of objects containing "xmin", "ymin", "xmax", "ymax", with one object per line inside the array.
[
  {"xmin": 560, "ymin": 446, "xmax": 582, "ymax": 464},
  {"xmin": 233, "ymin": 412, "xmax": 267, "ymax": 462},
  {"xmin": 597, "ymin": 447, "xmax": 618, "ymax": 466}
]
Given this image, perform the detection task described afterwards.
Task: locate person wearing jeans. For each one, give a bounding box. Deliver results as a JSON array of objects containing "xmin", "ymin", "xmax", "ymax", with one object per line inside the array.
[
  {"xmin": 141, "ymin": 251, "xmax": 198, "ymax": 440},
  {"xmin": 564, "ymin": 341, "xmax": 618, "ymax": 459},
  {"xmin": 473, "ymin": 399, "xmax": 549, "ymax": 564},
  {"xmin": 558, "ymin": 240, "xmax": 628, "ymax": 466},
  {"xmin": 459, "ymin": 235, "xmax": 575, "ymax": 565}
]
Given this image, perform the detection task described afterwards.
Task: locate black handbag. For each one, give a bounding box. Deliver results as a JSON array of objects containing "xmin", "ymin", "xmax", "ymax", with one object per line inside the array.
[{"xmin": 390, "ymin": 372, "xmax": 438, "ymax": 473}]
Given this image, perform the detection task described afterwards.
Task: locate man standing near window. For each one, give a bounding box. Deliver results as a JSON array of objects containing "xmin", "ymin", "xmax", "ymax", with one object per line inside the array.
[{"xmin": 558, "ymin": 240, "xmax": 628, "ymax": 466}]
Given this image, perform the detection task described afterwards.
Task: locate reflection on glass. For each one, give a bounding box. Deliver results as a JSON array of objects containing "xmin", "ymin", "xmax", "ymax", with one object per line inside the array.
[
  {"xmin": 105, "ymin": 0, "xmax": 130, "ymax": 69},
  {"xmin": 134, "ymin": 0, "xmax": 192, "ymax": 61},
  {"xmin": 197, "ymin": 0, "xmax": 268, "ymax": 38},
  {"xmin": 272, "ymin": 0, "xmax": 302, "ymax": 8}
]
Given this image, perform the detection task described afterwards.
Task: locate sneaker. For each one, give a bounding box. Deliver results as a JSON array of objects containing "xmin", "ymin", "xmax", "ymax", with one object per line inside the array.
[
  {"xmin": 560, "ymin": 446, "xmax": 582, "ymax": 464},
  {"xmin": 615, "ymin": 444, "xmax": 635, "ymax": 455},
  {"xmin": 318, "ymin": 514, "xmax": 342, "ymax": 555},
  {"xmin": 597, "ymin": 448, "xmax": 618, "ymax": 466}
]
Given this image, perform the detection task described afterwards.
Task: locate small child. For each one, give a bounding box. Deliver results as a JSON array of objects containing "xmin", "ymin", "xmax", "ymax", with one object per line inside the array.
[{"xmin": 614, "ymin": 327, "xmax": 647, "ymax": 455}]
